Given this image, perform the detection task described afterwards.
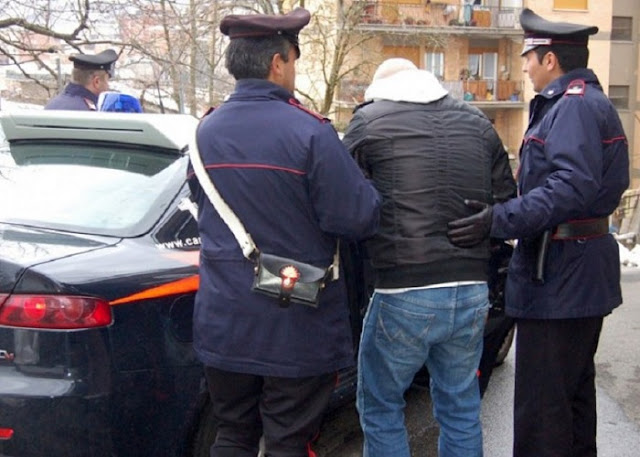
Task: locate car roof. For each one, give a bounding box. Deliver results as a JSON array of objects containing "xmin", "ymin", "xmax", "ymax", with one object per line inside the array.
[{"xmin": 0, "ymin": 110, "xmax": 199, "ymax": 151}]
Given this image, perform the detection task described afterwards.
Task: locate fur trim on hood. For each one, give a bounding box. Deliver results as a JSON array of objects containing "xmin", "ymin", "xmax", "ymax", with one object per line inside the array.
[{"xmin": 364, "ymin": 58, "xmax": 448, "ymax": 104}]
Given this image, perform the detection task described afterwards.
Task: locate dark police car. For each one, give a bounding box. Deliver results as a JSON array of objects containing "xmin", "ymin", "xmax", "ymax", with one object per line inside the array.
[{"xmin": 0, "ymin": 111, "xmax": 513, "ymax": 457}]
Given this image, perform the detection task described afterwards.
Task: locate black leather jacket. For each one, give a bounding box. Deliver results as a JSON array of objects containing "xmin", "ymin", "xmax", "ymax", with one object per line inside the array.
[{"xmin": 343, "ymin": 95, "xmax": 516, "ymax": 288}]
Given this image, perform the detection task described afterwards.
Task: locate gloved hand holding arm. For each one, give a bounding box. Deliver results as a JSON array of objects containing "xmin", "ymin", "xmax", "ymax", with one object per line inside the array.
[{"xmin": 447, "ymin": 200, "xmax": 493, "ymax": 248}]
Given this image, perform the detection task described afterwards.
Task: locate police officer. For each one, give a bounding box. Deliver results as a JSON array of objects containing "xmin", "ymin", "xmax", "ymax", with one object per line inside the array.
[
  {"xmin": 45, "ymin": 49, "xmax": 118, "ymax": 111},
  {"xmin": 187, "ymin": 8, "xmax": 380, "ymax": 457},
  {"xmin": 447, "ymin": 8, "xmax": 629, "ymax": 457}
]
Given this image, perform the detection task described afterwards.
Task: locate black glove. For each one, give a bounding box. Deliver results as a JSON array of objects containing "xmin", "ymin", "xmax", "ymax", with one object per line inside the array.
[{"xmin": 447, "ymin": 200, "xmax": 493, "ymax": 248}]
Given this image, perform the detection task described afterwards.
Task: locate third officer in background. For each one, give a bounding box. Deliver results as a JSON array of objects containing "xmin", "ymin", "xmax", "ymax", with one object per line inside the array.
[
  {"xmin": 448, "ymin": 9, "xmax": 629, "ymax": 457},
  {"xmin": 45, "ymin": 49, "xmax": 118, "ymax": 111}
]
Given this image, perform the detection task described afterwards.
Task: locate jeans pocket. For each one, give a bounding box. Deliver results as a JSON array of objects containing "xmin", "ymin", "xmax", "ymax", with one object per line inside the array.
[
  {"xmin": 466, "ymin": 304, "xmax": 490, "ymax": 349},
  {"xmin": 375, "ymin": 298, "xmax": 435, "ymax": 357}
]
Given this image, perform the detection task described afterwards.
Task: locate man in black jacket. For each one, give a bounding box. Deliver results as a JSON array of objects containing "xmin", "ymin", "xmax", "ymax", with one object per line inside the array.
[{"xmin": 343, "ymin": 58, "xmax": 516, "ymax": 457}]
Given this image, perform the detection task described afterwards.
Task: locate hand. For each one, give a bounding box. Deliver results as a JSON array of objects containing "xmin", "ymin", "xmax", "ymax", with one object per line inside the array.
[{"xmin": 447, "ymin": 200, "xmax": 493, "ymax": 248}]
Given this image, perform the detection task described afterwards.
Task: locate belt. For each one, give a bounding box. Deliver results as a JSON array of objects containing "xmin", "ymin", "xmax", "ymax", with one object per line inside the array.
[{"xmin": 552, "ymin": 218, "xmax": 609, "ymax": 240}]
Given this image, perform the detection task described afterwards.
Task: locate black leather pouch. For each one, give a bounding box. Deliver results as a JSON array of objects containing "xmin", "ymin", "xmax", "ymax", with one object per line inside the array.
[{"xmin": 252, "ymin": 253, "xmax": 328, "ymax": 308}]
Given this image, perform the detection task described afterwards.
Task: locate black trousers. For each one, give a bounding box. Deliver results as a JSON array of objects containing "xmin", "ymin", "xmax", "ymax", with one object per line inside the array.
[
  {"xmin": 513, "ymin": 316, "xmax": 604, "ymax": 457},
  {"xmin": 204, "ymin": 366, "xmax": 336, "ymax": 457},
  {"xmin": 478, "ymin": 316, "xmax": 514, "ymax": 397}
]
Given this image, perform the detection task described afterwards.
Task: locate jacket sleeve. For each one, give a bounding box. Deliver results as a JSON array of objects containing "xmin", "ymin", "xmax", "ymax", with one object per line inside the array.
[
  {"xmin": 491, "ymin": 96, "xmax": 606, "ymax": 240},
  {"xmin": 486, "ymin": 126, "xmax": 517, "ymax": 204},
  {"xmin": 307, "ymin": 122, "xmax": 381, "ymax": 240},
  {"xmin": 341, "ymin": 110, "xmax": 368, "ymax": 170}
]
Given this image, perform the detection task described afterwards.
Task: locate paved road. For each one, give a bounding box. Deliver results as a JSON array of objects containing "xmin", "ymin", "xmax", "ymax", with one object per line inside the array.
[{"xmin": 315, "ymin": 267, "xmax": 640, "ymax": 456}]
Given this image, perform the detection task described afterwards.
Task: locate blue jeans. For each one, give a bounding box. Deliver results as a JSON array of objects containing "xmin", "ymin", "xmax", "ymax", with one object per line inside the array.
[{"xmin": 356, "ymin": 284, "xmax": 489, "ymax": 457}]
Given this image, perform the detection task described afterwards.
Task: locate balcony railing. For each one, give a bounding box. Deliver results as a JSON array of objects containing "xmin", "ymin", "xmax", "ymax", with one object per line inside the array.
[
  {"xmin": 355, "ymin": 1, "xmax": 521, "ymax": 30},
  {"xmin": 444, "ymin": 79, "xmax": 524, "ymax": 102},
  {"xmin": 338, "ymin": 78, "xmax": 524, "ymax": 105}
]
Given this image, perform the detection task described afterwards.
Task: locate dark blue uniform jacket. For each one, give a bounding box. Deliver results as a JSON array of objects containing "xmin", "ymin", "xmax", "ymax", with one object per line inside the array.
[
  {"xmin": 491, "ymin": 69, "xmax": 629, "ymax": 319},
  {"xmin": 45, "ymin": 83, "xmax": 98, "ymax": 110},
  {"xmin": 188, "ymin": 79, "xmax": 381, "ymax": 377}
]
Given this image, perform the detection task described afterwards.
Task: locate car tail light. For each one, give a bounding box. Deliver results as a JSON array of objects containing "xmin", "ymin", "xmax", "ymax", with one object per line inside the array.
[
  {"xmin": 0, "ymin": 428, "xmax": 13, "ymax": 440},
  {"xmin": 0, "ymin": 294, "xmax": 112, "ymax": 330}
]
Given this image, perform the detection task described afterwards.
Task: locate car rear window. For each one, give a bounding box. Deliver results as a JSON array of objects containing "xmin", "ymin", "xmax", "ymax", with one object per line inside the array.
[{"xmin": 0, "ymin": 140, "xmax": 186, "ymax": 237}]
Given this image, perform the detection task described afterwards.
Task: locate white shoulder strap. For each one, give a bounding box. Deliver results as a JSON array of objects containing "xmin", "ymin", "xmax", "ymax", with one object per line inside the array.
[
  {"xmin": 188, "ymin": 135, "xmax": 339, "ymax": 279},
  {"xmin": 188, "ymin": 138, "xmax": 257, "ymax": 260}
]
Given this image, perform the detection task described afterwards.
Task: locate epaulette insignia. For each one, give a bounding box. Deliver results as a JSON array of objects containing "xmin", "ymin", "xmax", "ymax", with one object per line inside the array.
[
  {"xmin": 565, "ymin": 79, "xmax": 586, "ymax": 96},
  {"xmin": 288, "ymin": 98, "xmax": 329, "ymax": 123},
  {"xmin": 201, "ymin": 106, "xmax": 216, "ymax": 118},
  {"xmin": 83, "ymin": 98, "xmax": 97, "ymax": 110}
]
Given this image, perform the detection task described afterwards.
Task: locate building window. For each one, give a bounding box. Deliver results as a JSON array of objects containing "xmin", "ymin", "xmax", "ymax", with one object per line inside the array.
[
  {"xmin": 553, "ymin": 0, "xmax": 587, "ymax": 10},
  {"xmin": 609, "ymin": 86, "xmax": 630, "ymax": 110},
  {"xmin": 382, "ymin": 46, "xmax": 420, "ymax": 68},
  {"xmin": 425, "ymin": 52, "xmax": 444, "ymax": 79},
  {"xmin": 500, "ymin": 0, "xmax": 524, "ymax": 7},
  {"xmin": 482, "ymin": 53, "xmax": 497, "ymax": 80},
  {"xmin": 612, "ymin": 17, "xmax": 633, "ymax": 41},
  {"xmin": 468, "ymin": 52, "xmax": 498, "ymax": 80}
]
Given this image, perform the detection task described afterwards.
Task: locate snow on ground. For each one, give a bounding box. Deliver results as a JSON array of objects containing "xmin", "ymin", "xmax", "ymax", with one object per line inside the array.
[{"xmin": 619, "ymin": 242, "xmax": 640, "ymax": 268}]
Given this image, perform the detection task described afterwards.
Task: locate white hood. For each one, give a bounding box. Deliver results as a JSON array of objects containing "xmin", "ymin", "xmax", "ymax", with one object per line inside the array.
[{"xmin": 364, "ymin": 58, "xmax": 448, "ymax": 104}]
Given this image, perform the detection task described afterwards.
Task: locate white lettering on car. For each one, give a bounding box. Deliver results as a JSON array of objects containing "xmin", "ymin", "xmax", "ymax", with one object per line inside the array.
[{"xmin": 155, "ymin": 237, "xmax": 202, "ymax": 250}]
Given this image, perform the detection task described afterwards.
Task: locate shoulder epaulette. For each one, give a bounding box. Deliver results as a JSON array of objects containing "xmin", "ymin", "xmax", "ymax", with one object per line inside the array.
[
  {"xmin": 83, "ymin": 98, "xmax": 97, "ymax": 111},
  {"xmin": 288, "ymin": 98, "xmax": 329, "ymax": 123},
  {"xmin": 565, "ymin": 79, "xmax": 586, "ymax": 96},
  {"xmin": 200, "ymin": 106, "xmax": 216, "ymax": 118}
]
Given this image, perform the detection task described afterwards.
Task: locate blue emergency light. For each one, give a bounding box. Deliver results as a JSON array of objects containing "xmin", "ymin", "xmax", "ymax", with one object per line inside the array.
[{"xmin": 98, "ymin": 92, "xmax": 143, "ymax": 113}]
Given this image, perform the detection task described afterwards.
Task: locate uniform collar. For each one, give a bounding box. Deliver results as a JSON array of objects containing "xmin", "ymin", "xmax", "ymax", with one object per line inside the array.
[
  {"xmin": 63, "ymin": 83, "xmax": 99, "ymax": 103},
  {"xmin": 229, "ymin": 79, "xmax": 296, "ymax": 103},
  {"xmin": 537, "ymin": 68, "xmax": 600, "ymax": 99}
]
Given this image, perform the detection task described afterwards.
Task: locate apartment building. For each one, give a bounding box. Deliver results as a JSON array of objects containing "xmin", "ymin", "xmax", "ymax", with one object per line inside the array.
[
  {"xmin": 312, "ymin": 0, "xmax": 638, "ymax": 185},
  {"xmin": 525, "ymin": 0, "xmax": 639, "ymax": 186},
  {"xmin": 610, "ymin": 0, "xmax": 639, "ymax": 187}
]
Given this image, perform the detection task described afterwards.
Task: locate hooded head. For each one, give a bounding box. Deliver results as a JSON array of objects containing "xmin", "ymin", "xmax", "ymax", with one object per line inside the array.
[{"xmin": 364, "ymin": 58, "xmax": 448, "ymax": 104}]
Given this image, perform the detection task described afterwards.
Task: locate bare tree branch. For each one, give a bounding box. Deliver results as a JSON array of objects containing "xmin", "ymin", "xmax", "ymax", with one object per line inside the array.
[{"xmin": 0, "ymin": 0, "xmax": 90, "ymax": 41}]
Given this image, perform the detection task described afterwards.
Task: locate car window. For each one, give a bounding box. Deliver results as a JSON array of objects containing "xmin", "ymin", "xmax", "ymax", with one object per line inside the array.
[
  {"xmin": 153, "ymin": 186, "xmax": 200, "ymax": 249},
  {"xmin": 0, "ymin": 140, "xmax": 187, "ymax": 237}
]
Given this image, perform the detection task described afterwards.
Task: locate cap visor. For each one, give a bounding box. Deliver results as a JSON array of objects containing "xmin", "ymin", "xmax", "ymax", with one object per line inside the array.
[{"xmin": 520, "ymin": 44, "xmax": 538, "ymax": 56}]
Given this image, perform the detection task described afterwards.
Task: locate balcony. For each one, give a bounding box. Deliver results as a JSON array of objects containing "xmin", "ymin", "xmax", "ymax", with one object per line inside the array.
[
  {"xmin": 445, "ymin": 78, "xmax": 523, "ymax": 104},
  {"xmin": 337, "ymin": 78, "xmax": 524, "ymax": 107},
  {"xmin": 355, "ymin": 1, "xmax": 522, "ymax": 34}
]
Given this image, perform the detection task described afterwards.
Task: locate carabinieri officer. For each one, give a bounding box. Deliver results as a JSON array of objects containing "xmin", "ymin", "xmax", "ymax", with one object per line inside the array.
[
  {"xmin": 187, "ymin": 7, "xmax": 380, "ymax": 457},
  {"xmin": 45, "ymin": 49, "xmax": 118, "ymax": 111},
  {"xmin": 447, "ymin": 8, "xmax": 629, "ymax": 457}
]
